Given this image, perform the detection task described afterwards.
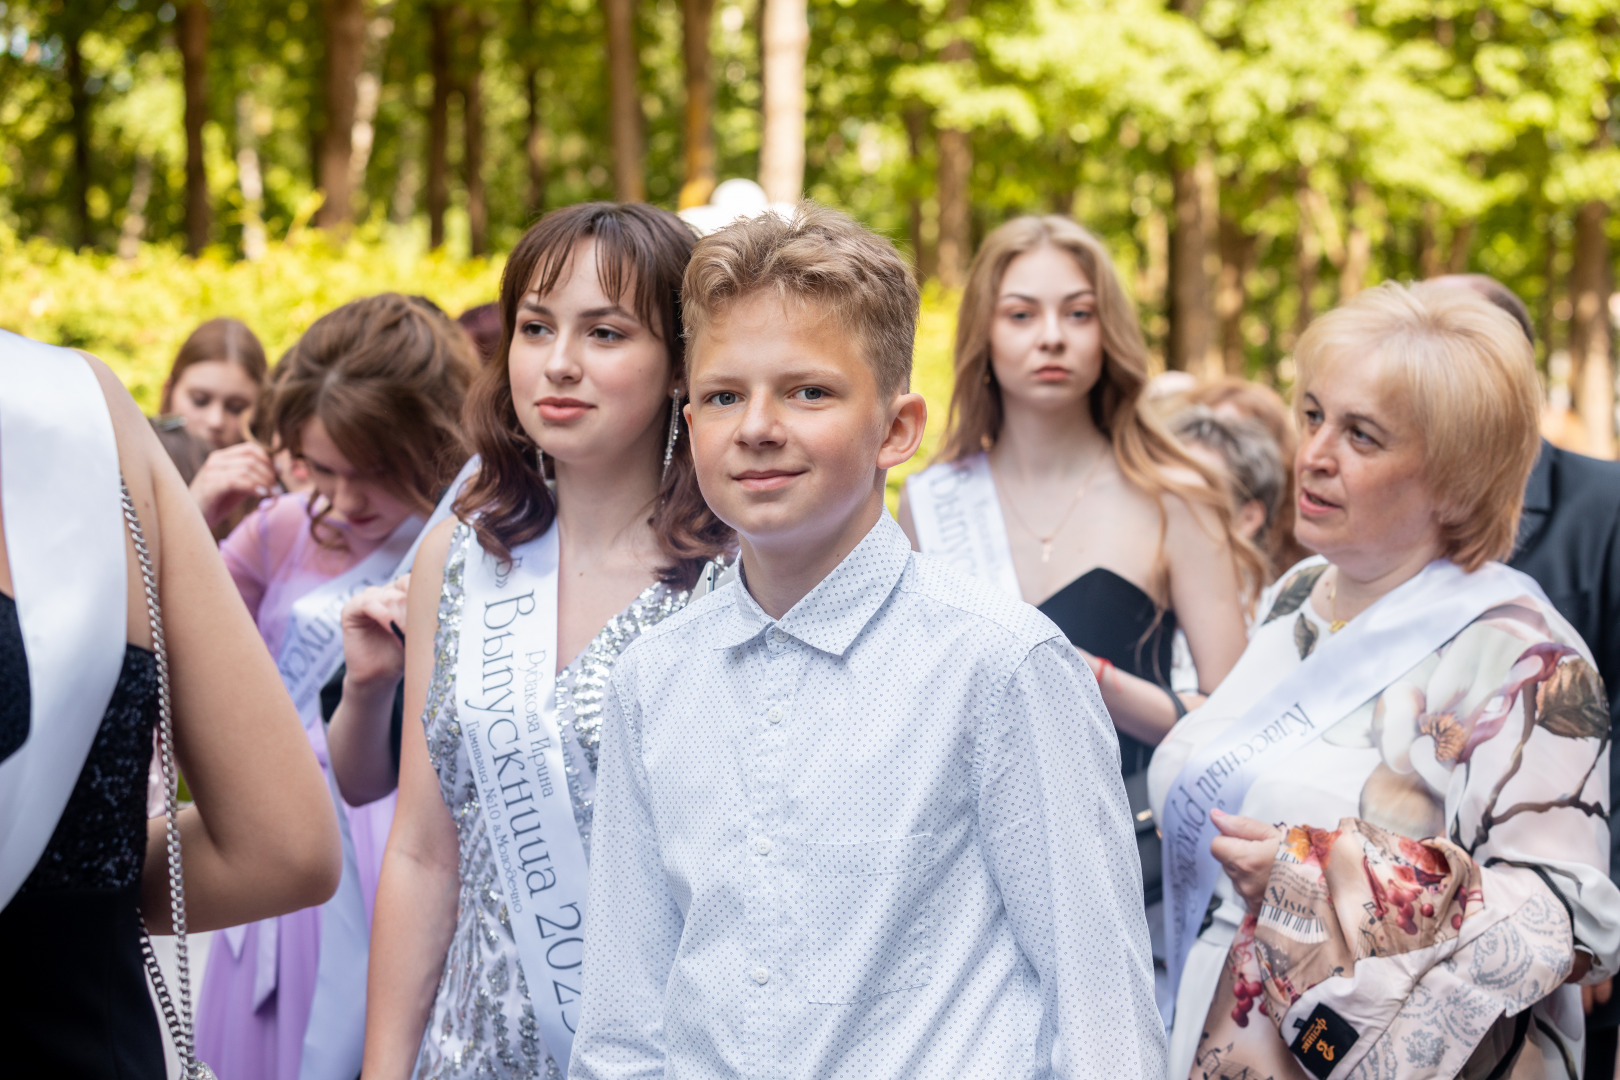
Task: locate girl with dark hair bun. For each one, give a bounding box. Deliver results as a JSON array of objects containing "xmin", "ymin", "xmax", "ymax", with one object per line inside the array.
[
  {"xmin": 196, "ymin": 293, "xmax": 476, "ymax": 1080},
  {"xmin": 365, "ymin": 203, "xmax": 731, "ymax": 1078}
]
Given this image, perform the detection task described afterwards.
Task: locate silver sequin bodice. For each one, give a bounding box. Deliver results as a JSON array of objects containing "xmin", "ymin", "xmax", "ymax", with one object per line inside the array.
[{"xmin": 412, "ymin": 525, "xmax": 688, "ymax": 1080}]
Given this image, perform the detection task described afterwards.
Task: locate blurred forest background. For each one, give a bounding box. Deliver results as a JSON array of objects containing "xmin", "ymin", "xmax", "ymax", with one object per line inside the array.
[{"xmin": 1, "ymin": 0, "xmax": 1618, "ymax": 455}]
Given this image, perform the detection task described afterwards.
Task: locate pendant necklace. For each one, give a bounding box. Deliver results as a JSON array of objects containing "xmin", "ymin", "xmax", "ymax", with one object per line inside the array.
[
  {"xmin": 1001, "ymin": 451, "xmax": 1108, "ymax": 564},
  {"xmin": 1326, "ymin": 571, "xmax": 1348, "ymax": 633}
]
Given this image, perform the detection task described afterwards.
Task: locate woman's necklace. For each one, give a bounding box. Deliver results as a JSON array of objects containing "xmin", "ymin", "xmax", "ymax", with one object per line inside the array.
[
  {"xmin": 1326, "ymin": 570, "xmax": 1348, "ymax": 633},
  {"xmin": 1000, "ymin": 451, "xmax": 1108, "ymax": 564}
]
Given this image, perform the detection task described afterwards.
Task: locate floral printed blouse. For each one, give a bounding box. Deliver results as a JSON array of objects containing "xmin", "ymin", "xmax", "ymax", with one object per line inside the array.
[{"xmin": 1149, "ymin": 558, "xmax": 1620, "ymax": 1080}]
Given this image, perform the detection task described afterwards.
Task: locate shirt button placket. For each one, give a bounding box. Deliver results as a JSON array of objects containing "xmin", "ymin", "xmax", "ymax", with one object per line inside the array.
[{"xmin": 748, "ymin": 624, "xmax": 798, "ymax": 1071}]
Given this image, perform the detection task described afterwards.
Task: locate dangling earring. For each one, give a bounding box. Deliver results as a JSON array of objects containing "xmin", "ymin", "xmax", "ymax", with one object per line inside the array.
[
  {"xmin": 662, "ymin": 389, "xmax": 683, "ymax": 480},
  {"xmin": 535, "ymin": 445, "xmax": 547, "ymax": 479}
]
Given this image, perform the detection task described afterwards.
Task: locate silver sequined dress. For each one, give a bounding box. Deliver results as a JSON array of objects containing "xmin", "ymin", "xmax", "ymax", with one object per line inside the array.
[{"xmin": 412, "ymin": 524, "xmax": 689, "ymax": 1080}]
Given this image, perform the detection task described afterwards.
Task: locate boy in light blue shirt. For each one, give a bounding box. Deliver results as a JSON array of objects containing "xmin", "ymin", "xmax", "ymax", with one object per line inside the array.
[{"xmin": 570, "ymin": 205, "xmax": 1163, "ymax": 1079}]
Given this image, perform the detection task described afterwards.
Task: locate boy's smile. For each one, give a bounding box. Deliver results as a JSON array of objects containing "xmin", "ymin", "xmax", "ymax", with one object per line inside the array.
[{"xmin": 685, "ymin": 290, "xmax": 925, "ymax": 617}]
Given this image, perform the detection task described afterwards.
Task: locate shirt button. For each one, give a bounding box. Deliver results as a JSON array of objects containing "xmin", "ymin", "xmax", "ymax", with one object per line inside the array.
[
  {"xmin": 766, "ymin": 705, "xmax": 783, "ymax": 724},
  {"xmin": 752, "ymin": 967, "xmax": 770, "ymax": 985},
  {"xmin": 754, "ymin": 837, "xmax": 772, "ymax": 855},
  {"xmin": 771, "ymin": 628, "xmax": 787, "ymax": 644}
]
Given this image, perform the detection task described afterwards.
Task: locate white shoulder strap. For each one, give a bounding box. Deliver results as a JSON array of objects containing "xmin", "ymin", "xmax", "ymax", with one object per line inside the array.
[{"xmin": 0, "ymin": 333, "xmax": 128, "ymax": 907}]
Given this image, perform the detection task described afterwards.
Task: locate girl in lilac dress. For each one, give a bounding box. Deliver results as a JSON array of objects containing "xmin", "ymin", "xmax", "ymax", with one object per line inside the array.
[{"xmin": 196, "ymin": 294, "xmax": 477, "ymax": 1080}]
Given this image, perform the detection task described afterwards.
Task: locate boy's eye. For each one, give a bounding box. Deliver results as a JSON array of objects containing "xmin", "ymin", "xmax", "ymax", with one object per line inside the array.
[
  {"xmin": 796, "ymin": 387, "xmax": 827, "ymax": 401},
  {"xmin": 710, "ymin": 391, "xmax": 740, "ymax": 407}
]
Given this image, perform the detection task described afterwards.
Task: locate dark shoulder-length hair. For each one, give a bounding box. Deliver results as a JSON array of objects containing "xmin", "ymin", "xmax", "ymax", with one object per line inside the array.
[{"xmin": 454, "ymin": 202, "xmax": 732, "ymax": 590}]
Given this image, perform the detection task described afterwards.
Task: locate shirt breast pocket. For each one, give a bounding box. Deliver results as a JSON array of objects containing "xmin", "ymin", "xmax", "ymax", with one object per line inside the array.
[{"xmin": 797, "ymin": 833, "xmax": 936, "ymax": 1005}]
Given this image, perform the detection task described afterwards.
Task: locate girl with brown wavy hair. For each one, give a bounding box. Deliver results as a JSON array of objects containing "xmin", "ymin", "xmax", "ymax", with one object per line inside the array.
[
  {"xmin": 899, "ymin": 215, "xmax": 1263, "ymax": 929},
  {"xmin": 198, "ymin": 293, "xmax": 476, "ymax": 1080},
  {"xmin": 365, "ymin": 203, "xmax": 731, "ymax": 1080}
]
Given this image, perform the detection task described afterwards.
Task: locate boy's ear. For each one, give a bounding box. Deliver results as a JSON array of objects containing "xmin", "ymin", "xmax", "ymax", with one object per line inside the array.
[{"xmin": 876, "ymin": 391, "xmax": 927, "ymax": 471}]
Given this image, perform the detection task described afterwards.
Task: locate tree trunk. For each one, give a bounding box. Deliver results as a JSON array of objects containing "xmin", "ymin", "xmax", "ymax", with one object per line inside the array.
[
  {"xmin": 315, "ymin": 0, "xmax": 365, "ymax": 230},
  {"xmin": 178, "ymin": 1, "xmax": 210, "ymax": 254},
  {"xmin": 1216, "ymin": 215, "xmax": 1255, "ymax": 376},
  {"xmin": 934, "ymin": 0, "xmax": 972, "ymax": 288},
  {"xmin": 1538, "ymin": 212, "xmax": 1559, "ymax": 358},
  {"xmin": 605, "ymin": 0, "xmax": 645, "ymax": 201},
  {"xmin": 235, "ymin": 93, "xmax": 268, "ymax": 260},
  {"xmin": 461, "ymin": 7, "xmax": 488, "ymax": 256},
  {"xmin": 65, "ymin": 28, "xmax": 92, "ymax": 249},
  {"xmin": 1340, "ymin": 180, "xmax": 1371, "ymax": 299},
  {"xmin": 902, "ymin": 106, "xmax": 934, "ymax": 280},
  {"xmin": 1446, "ymin": 220, "xmax": 1474, "ymax": 274},
  {"xmin": 1293, "ymin": 181, "xmax": 1321, "ymax": 343},
  {"xmin": 759, "ymin": 0, "xmax": 808, "ymax": 204},
  {"xmin": 521, "ymin": 0, "xmax": 546, "ymax": 214},
  {"xmin": 1570, "ymin": 199, "xmax": 1613, "ymax": 457},
  {"xmin": 345, "ymin": 12, "xmax": 392, "ymax": 225},
  {"xmin": 1167, "ymin": 153, "xmax": 1213, "ymax": 372},
  {"xmin": 1416, "ymin": 202, "xmax": 1441, "ymax": 279},
  {"xmin": 118, "ymin": 155, "xmax": 153, "ymax": 261},
  {"xmin": 679, "ymin": 0, "xmax": 717, "ymax": 208},
  {"xmin": 426, "ymin": 3, "xmax": 454, "ymax": 249}
]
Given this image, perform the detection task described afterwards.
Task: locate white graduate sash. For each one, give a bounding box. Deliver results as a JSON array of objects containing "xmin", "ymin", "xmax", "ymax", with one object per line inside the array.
[
  {"xmin": 458, "ymin": 524, "xmax": 590, "ymax": 1073},
  {"xmin": 222, "ymin": 510, "xmax": 422, "ymax": 989},
  {"xmin": 1159, "ymin": 558, "xmax": 1549, "ymax": 1026},
  {"xmin": 0, "ymin": 334, "xmax": 127, "ymax": 908},
  {"xmin": 296, "ymin": 456, "xmax": 480, "ymax": 1080},
  {"xmin": 274, "ymin": 513, "xmax": 424, "ymax": 722},
  {"xmin": 904, "ymin": 453, "xmax": 1021, "ymax": 599}
]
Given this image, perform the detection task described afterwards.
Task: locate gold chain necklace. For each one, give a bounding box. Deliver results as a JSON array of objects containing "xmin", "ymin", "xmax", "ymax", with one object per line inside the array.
[
  {"xmin": 1326, "ymin": 570, "xmax": 1348, "ymax": 633},
  {"xmin": 999, "ymin": 452, "xmax": 1108, "ymax": 564}
]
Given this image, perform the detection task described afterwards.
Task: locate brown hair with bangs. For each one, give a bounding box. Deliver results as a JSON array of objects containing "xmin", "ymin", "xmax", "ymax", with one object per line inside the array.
[
  {"xmin": 261, "ymin": 292, "xmax": 476, "ymax": 544},
  {"xmin": 161, "ymin": 316, "xmax": 269, "ymax": 411},
  {"xmin": 454, "ymin": 201, "xmax": 732, "ymax": 589},
  {"xmin": 940, "ymin": 214, "xmax": 1266, "ymax": 603}
]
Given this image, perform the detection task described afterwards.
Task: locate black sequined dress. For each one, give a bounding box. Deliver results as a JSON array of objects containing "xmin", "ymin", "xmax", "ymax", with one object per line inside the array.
[{"xmin": 0, "ymin": 590, "xmax": 166, "ymax": 1076}]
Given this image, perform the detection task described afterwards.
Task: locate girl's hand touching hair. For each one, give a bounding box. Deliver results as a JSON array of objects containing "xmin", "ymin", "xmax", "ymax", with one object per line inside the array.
[{"xmin": 190, "ymin": 440, "xmax": 277, "ymax": 529}]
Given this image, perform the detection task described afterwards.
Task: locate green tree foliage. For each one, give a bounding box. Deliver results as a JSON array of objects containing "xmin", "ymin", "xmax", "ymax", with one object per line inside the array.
[{"xmin": 0, "ymin": 0, "xmax": 1615, "ymax": 398}]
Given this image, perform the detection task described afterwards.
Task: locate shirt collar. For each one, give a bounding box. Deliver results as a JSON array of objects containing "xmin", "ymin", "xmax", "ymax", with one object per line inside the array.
[{"xmin": 712, "ymin": 511, "xmax": 912, "ymax": 656}]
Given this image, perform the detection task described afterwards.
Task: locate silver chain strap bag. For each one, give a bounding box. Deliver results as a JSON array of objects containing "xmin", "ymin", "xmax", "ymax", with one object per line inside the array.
[{"xmin": 121, "ymin": 481, "xmax": 217, "ymax": 1080}]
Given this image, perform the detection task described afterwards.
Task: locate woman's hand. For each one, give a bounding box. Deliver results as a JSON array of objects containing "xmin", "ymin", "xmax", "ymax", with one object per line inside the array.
[
  {"xmin": 190, "ymin": 441, "xmax": 277, "ymax": 529},
  {"xmin": 1210, "ymin": 809, "xmax": 1284, "ymax": 912},
  {"xmin": 342, "ymin": 576, "xmax": 410, "ymax": 691}
]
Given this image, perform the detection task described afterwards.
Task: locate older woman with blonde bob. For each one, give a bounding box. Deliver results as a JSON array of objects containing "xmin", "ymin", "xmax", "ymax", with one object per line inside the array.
[{"xmin": 1149, "ymin": 281, "xmax": 1619, "ymax": 1079}]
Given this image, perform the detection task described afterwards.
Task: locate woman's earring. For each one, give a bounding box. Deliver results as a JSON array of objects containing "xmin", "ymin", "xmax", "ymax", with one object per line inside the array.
[{"xmin": 661, "ymin": 390, "xmax": 683, "ymax": 480}]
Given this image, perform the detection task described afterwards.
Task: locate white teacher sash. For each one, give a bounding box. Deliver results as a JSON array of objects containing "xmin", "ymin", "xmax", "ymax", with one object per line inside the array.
[
  {"xmin": 904, "ymin": 453, "xmax": 1021, "ymax": 599},
  {"xmin": 0, "ymin": 334, "xmax": 127, "ymax": 908},
  {"xmin": 1159, "ymin": 558, "xmax": 1550, "ymax": 1026},
  {"xmin": 457, "ymin": 524, "xmax": 591, "ymax": 1073}
]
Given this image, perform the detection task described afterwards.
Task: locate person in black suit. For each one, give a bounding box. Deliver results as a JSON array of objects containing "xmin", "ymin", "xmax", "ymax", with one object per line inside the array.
[{"xmin": 1437, "ymin": 273, "xmax": 1620, "ymax": 1077}]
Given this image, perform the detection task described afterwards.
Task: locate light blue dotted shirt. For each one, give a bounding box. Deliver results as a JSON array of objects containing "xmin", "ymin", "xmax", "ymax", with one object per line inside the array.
[{"xmin": 569, "ymin": 512, "xmax": 1166, "ymax": 1079}]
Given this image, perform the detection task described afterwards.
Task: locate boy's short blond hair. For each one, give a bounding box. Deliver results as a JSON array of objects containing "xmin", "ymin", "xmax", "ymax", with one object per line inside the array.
[{"xmin": 682, "ymin": 202, "xmax": 920, "ymax": 396}]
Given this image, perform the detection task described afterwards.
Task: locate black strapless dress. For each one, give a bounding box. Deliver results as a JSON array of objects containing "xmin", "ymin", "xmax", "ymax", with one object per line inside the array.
[
  {"xmin": 0, "ymin": 591, "xmax": 166, "ymax": 1077},
  {"xmin": 1038, "ymin": 568, "xmax": 1175, "ymax": 908},
  {"xmin": 1037, "ymin": 567, "xmax": 1176, "ymax": 777}
]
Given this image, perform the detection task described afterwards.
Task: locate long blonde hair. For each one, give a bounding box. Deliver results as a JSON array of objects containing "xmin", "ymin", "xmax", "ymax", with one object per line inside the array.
[{"xmin": 939, "ymin": 214, "xmax": 1265, "ymax": 602}]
